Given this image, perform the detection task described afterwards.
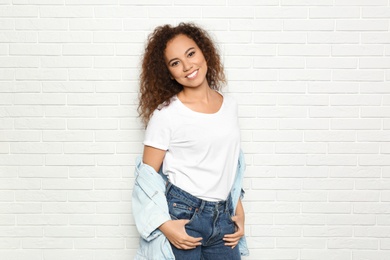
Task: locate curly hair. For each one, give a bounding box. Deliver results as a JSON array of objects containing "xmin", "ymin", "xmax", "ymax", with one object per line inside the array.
[{"xmin": 138, "ymin": 22, "xmax": 226, "ymax": 126}]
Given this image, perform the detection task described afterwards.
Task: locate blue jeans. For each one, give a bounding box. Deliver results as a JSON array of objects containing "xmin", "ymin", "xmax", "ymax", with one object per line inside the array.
[{"xmin": 165, "ymin": 182, "xmax": 241, "ymax": 260}]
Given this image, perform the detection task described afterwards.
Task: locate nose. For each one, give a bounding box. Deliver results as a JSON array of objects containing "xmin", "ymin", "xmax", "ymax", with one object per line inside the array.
[{"xmin": 182, "ymin": 60, "xmax": 193, "ymax": 72}]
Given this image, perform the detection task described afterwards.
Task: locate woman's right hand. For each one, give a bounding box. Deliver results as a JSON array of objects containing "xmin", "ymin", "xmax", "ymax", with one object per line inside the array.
[{"xmin": 159, "ymin": 219, "xmax": 202, "ymax": 250}]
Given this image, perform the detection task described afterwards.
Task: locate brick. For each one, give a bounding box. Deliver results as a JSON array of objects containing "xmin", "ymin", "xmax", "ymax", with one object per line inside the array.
[
  {"xmin": 44, "ymin": 106, "xmax": 96, "ymax": 117},
  {"xmin": 14, "ymin": 94, "xmax": 65, "ymax": 105},
  {"xmin": 230, "ymin": 19, "xmax": 283, "ymax": 31},
  {"xmin": 64, "ymin": 142, "xmax": 115, "ymax": 154},
  {"xmin": 360, "ymin": 58, "xmax": 390, "ymax": 69},
  {"xmin": 43, "ymin": 250, "xmax": 94, "ymax": 260},
  {"xmin": 15, "ymin": 191, "xmax": 67, "ymax": 202},
  {"xmin": 283, "ymin": 19, "xmax": 334, "ymax": 31},
  {"xmin": 253, "ymin": 130, "xmax": 303, "ymax": 142},
  {"xmin": 254, "ymin": 57, "xmax": 305, "ymax": 68},
  {"xmin": 15, "ymin": 18, "xmax": 68, "ymax": 30},
  {"xmin": 275, "ymin": 214, "xmax": 325, "ymax": 225},
  {"xmin": 354, "ymin": 227, "xmax": 390, "ymax": 238},
  {"xmin": 0, "ymin": 155, "xmax": 43, "ymax": 166},
  {"xmin": 0, "ymin": 130, "xmax": 41, "ymax": 142},
  {"xmin": 329, "ymin": 191, "xmax": 380, "ymax": 202},
  {"xmin": 0, "ymin": 31, "xmax": 37, "ymax": 43},
  {"xmin": 306, "ymin": 57, "xmax": 357, "ymax": 69},
  {"xmin": 0, "ymin": 19, "xmax": 15, "ymax": 30},
  {"xmin": 330, "ymin": 166, "xmax": 381, "ymax": 178},
  {"xmin": 0, "ymin": 6, "xmax": 37, "ymax": 17},
  {"xmin": 228, "ymin": 0, "xmax": 278, "ymax": 5},
  {"xmin": 11, "ymin": 142, "xmax": 62, "ymax": 154},
  {"xmin": 309, "ymin": 107, "xmax": 359, "ymax": 118},
  {"xmin": 44, "ymin": 227, "xmax": 95, "ymax": 237},
  {"xmin": 279, "ymin": 44, "xmax": 331, "ymax": 56},
  {"xmin": 327, "ymin": 214, "xmax": 376, "ymax": 225},
  {"xmin": 331, "ymin": 119, "xmax": 382, "ymax": 130},
  {"xmin": 17, "ymin": 215, "xmax": 67, "ymax": 226},
  {"xmin": 336, "ymin": 20, "xmax": 389, "ymax": 31},
  {"xmin": 93, "ymin": 32, "xmax": 145, "ymax": 43},
  {"xmin": 361, "ymin": 107, "xmax": 390, "ymax": 118},
  {"xmin": 277, "ymin": 191, "xmax": 327, "ymax": 201},
  {"xmin": 330, "ymin": 95, "xmax": 382, "ymax": 106},
  {"xmin": 303, "ymin": 227, "xmax": 352, "ymax": 237},
  {"xmin": 203, "ymin": 7, "xmax": 254, "ymax": 18},
  {"xmin": 0, "ymin": 57, "xmax": 39, "ymax": 68},
  {"xmin": 41, "ymin": 57, "xmax": 93, "ymax": 68},
  {"xmin": 257, "ymin": 107, "xmax": 307, "ymax": 118},
  {"xmin": 275, "ymin": 142, "xmax": 327, "ymax": 153},
  {"xmin": 353, "ymin": 251, "xmax": 390, "ymax": 260},
  {"xmin": 358, "ymin": 131, "xmax": 390, "ymax": 142},
  {"xmin": 69, "ymin": 214, "xmax": 118, "ymax": 225},
  {"xmin": 332, "ymin": 45, "xmax": 383, "ymax": 56},
  {"xmin": 255, "ymin": 7, "xmax": 308, "ymax": 18},
  {"xmin": 224, "ymin": 43, "xmax": 276, "ymax": 55},
  {"xmin": 306, "ymin": 155, "xmax": 357, "ymax": 166},
  {"xmin": 310, "ymin": 7, "xmax": 360, "ymax": 18},
  {"xmin": 227, "ymin": 69, "xmax": 278, "ymax": 81},
  {"xmin": 334, "ymin": 0, "xmax": 388, "ymax": 5},
  {"xmin": 277, "ymin": 166, "xmax": 328, "ymax": 177},
  {"xmin": 149, "ymin": 6, "xmax": 202, "ymax": 18},
  {"xmin": 361, "ymin": 33, "xmax": 390, "ymax": 44},
  {"xmin": 38, "ymin": 32, "xmax": 92, "ymax": 43},
  {"xmin": 278, "ymin": 95, "xmax": 329, "ymax": 106},
  {"xmin": 39, "ymin": 6, "xmax": 93, "ymax": 18},
  {"xmin": 22, "ymin": 238, "xmax": 73, "ymax": 249},
  {"xmin": 328, "ymin": 238, "xmax": 378, "ymax": 249},
  {"xmin": 308, "ymin": 32, "xmax": 359, "ymax": 43},
  {"xmin": 45, "ymin": 155, "xmax": 95, "ymax": 166},
  {"xmin": 355, "ymin": 179, "xmax": 390, "ymax": 189},
  {"xmin": 67, "ymin": 94, "xmax": 118, "ymax": 105},
  {"xmin": 69, "ymin": 19, "xmax": 122, "ymax": 31},
  {"xmin": 42, "ymin": 131, "xmax": 93, "ymax": 142},
  {"xmin": 74, "ymin": 238, "xmax": 124, "ymax": 249},
  {"xmin": 13, "ymin": 0, "xmax": 64, "ymax": 4},
  {"xmin": 0, "ymin": 227, "xmax": 42, "ymax": 237},
  {"xmin": 63, "ymin": 44, "xmax": 114, "ymax": 56},
  {"xmin": 279, "ymin": 69, "xmax": 331, "ymax": 81},
  {"xmin": 329, "ymin": 143, "xmax": 379, "ymax": 154},
  {"xmin": 254, "ymin": 32, "xmax": 306, "ymax": 43}
]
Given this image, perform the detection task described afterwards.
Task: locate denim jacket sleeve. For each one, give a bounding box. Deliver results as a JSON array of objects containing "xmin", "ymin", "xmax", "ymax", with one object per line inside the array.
[{"xmin": 132, "ymin": 156, "xmax": 171, "ymax": 241}]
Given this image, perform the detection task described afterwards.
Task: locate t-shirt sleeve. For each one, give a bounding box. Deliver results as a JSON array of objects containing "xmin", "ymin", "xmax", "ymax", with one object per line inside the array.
[{"xmin": 143, "ymin": 109, "xmax": 171, "ymax": 151}]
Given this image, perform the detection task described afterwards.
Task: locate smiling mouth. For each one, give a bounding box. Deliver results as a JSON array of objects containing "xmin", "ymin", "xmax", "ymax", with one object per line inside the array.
[{"xmin": 186, "ymin": 69, "xmax": 198, "ymax": 79}]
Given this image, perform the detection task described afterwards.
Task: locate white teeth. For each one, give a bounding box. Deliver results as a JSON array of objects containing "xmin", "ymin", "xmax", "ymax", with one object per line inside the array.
[{"xmin": 187, "ymin": 70, "xmax": 197, "ymax": 79}]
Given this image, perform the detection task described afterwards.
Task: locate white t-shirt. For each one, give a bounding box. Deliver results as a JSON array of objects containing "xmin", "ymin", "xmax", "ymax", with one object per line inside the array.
[{"xmin": 143, "ymin": 93, "xmax": 240, "ymax": 201}]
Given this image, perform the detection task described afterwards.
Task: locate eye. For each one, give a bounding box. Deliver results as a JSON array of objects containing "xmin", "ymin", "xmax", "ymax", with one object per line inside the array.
[
  {"xmin": 170, "ymin": 61, "xmax": 179, "ymax": 67},
  {"xmin": 188, "ymin": 51, "xmax": 195, "ymax": 57}
]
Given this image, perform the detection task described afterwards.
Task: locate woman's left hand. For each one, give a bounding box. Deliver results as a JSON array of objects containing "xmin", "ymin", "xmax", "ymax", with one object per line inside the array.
[
  {"xmin": 223, "ymin": 214, "xmax": 245, "ymax": 248},
  {"xmin": 223, "ymin": 199, "xmax": 245, "ymax": 248}
]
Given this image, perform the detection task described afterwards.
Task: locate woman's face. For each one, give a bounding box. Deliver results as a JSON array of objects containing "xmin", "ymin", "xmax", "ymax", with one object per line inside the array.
[{"xmin": 164, "ymin": 34, "xmax": 209, "ymax": 89}]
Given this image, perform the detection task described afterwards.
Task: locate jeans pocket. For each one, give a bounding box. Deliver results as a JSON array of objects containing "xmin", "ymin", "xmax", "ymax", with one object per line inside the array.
[{"xmin": 168, "ymin": 197, "xmax": 198, "ymax": 224}]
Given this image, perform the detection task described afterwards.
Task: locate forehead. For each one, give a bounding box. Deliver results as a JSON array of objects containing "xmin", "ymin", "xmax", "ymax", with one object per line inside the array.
[{"xmin": 165, "ymin": 34, "xmax": 198, "ymax": 57}]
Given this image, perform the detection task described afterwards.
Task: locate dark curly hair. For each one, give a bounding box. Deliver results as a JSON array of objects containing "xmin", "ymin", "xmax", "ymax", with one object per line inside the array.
[{"xmin": 138, "ymin": 22, "xmax": 226, "ymax": 126}]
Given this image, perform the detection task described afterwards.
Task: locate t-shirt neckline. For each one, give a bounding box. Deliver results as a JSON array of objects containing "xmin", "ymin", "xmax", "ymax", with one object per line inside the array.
[{"xmin": 174, "ymin": 91, "xmax": 225, "ymax": 116}]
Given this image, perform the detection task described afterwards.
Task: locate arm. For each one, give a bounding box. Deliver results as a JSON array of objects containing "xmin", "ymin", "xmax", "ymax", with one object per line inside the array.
[
  {"xmin": 143, "ymin": 145, "xmax": 202, "ymax": 249},
  {"xmin": 223, "ymin": 199, "xmax": 245, "ymax": 248}
]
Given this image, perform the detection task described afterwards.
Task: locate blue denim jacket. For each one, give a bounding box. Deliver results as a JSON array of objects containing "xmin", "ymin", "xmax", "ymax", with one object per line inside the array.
[{"xmin": 132, "ymin": 150, "xmax": 249, "ymax": 260}]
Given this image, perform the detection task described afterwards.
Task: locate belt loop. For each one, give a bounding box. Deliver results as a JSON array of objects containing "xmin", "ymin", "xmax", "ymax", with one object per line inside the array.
[{"xmin": 165, "ymin": 181, "xmax": 172, "ymax": 196}]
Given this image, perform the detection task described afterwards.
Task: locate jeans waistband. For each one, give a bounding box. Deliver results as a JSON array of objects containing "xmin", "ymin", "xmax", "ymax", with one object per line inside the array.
[{"xmin": 165, "ymin": 182, "xmax": 232, "ymax": 213}]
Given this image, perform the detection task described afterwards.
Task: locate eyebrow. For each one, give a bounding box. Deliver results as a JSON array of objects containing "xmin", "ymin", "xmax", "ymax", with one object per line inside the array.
[{"xmin": 167, "ymin": 47, "xmax": 195, "ymax": 65}]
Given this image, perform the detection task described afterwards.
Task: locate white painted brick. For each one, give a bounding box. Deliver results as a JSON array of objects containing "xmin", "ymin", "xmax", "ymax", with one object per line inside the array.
[
  {"xmin": 283, "ymin": 19, "xmax": 334, "ymax": 31},
  {"xmin": 22, "ymin": 238, "xmax": 73, "ymax": 249},
  {"xmin": 0, "ymin": 238, "xmax": 19, "ymax": 249},
  {"xmin": 252, "ymin": 226, "xmax": 302, "ymax": 236},
  {"xmin": 279, "ymin": 69, "xmax": 331, "ymax": 81},
  {"xmin": 96, "ymin": 225, "xmax": 137, "ymax": 237},
  {"xmin": 45, "ymin": 155, "xmax": 95, "ymax": 166},
  {"xmin": 277, "ymin": 166, "xmax": 328, "ymax": 177},
  {"xmin": 93, "ymin": 31, "xmax": 145, "ymax": 43},
  {"xmin": 327, "ymin": 214, "xmax": 376, "ymax": 225},
  {"xmin": 69, "ymin": 69, "xmax": 121, "ymax": 81},
  {"xmin": 332, "ymin": 70, "xmax": 384, "ymax": 81},
  {"xmin": 224, "ymin": 43, "xmax": 276, "ymax": 55},
  {"xmin": 45, "ymin": 227, "xmax": 95, "ymax": 237},
  {"xmin": 74, "ymin": 238, "xmax": 124, "ymax": 249},
  {"xmin": 18, "ymin": 166, "xmax": 67, "ymax": 178},
  {"xmin": 67, "ymin": 94, "xmax": 118, "ymax": 105},
  {"xmin": 43, "ymin": 202, "xmax": 95, "ymax": 214},
  {"xmin": 68, "ymin": 191, "xmax": 121, "ymax": 202},
  {"xmin": 67, "ymin": 119, "xmax": 118, "ymax": 130},
  {"xmin": 39, "ymin": 6, "xmax": 93, "ymax": 18},
  {"xmin": 0, "ymin": 19, "xmax": 15, "ymax": 30},
  {"xmin": 278, "ymin": 95, "xmax": 329, "ymax": 106},
  {"xmin": 277, "ymin": 237, "xmax": 326, "ymax": 249},
  {"xmin": 11, "ymin": 142, "xmax": 62, "ymax": 154},
  {"xmin": 274, "ymin": 214, "xmax": 326, "ymax": 225},
  {"xmin": 13, "ymin": 0, "xmax": 63, "ymax": 4},
  {"xmin": 45, "ymin": 106, "xmax": 96, "ymax": 117},
  {"xmin": 363, "ymin": 7, "xmax": 390, "ymax": 18},
  {"xmin": 230, "ymin": 19, "xmax": 282, "ymax": 31},
  {"xmin": 257, "ymin": 106, "xmax": 307, "ymax": 118},
  {"xmin": 355, "ymin": 179, "xmax": 390, "ymax": 189},
  {"xmin": 69, "ymin": 214, "xmax": 118, "ymax": 225},
  {"xmin": 328, "ymin": 238, "xmax": 378, "ymax": 249},
  {"xmin": 0, "ymin": 227, "xmax": 43, "ymax": 237},
  {"xmin": 306, "ymin": 58, "xmax": 357, "ymax": 69},
  {"xmin": 42, "ymin": 131, "xmax": 93, "ymax": 142},
  {"xmin": 329, "ymin": 143, "xmax": 379, "ymax": 154},
  {"xmin": 360, "ymin": 58, "xmax": 390, "ymax": 69},
  {"xmin": 203, "ymin": 7, "xmax": 254, "ymax": 18},
  {"xmin": 330, "ymin": 95, "xmax": 382, "ymax": 106},
  {"xmin": 38, "ymin": 31, "xmax": 92, "ymax": 43},
  {"xmin": 361, "ymin": 33, "xmax": 390, "ymax": 44},
  {"xmin": 68, "ymin": 166, "xmax": 121, "ymax": 178},
  {"xmin": 15, "ymin": 18, "xmax": 68, "ymax": 30},
  {"xmin": 353, "ymin": 251, "xmax": 390, "ymax": 260},
  {"xmin": 63, "ymin": 44, "xmax": 114, "ymax": 56},
  {"xmin": 303, "ymin": 179, "xmax": 354, "ymax": 189},
  {"xmin": 0, "ymin": 155, "xmax": 44, "ymax": 166},
  {"xmin": 279, "ymin": 119, "xmax": 329, "ymax": 130},
  {"xmin": 359, "ymin": 155, "xmax": 390, "ymax": 166},
  {"xmin": 15, "ymin": 69, "xmax": 68, "ymax": 81},
  {"xmin": 254, "ymin": 57, "xmax": 305, "ymax": 69},
  {"xmin": 309, "ymin": 107, "xmax": 359, "ymax": 118},
  {"xmin": 330, "ymin": 191, "xmax": 380, "ymax": 202},
  {"xmin": 148, "ymin": 6, "xmax": 202, "ymax": 18},
  {"xmin": 94, "ymin": 179, "xmax": 133, "ymax": 190},
  {"xmin": 253, "ymin": 130, "xmax": 303, "ymax": 142},
  {"xmin": 15, "ymin": 191, "xmax": 66, "ymax": 202},
  {"xmin": 301, "ymin": 250, "xmax": 351, "ymax": 260},
  {"xmin": 331, "ymin": 119, "xmax": 382, "ymax": 130},
  {"xmin": 43, "ymin": 250, "xmax": 94, "ymax": 260},
  {"xmin": 336, "ymin": 20, "xmax": 389, "ymax": 31},
  {"xmin": 354, "ymin": 203, "xmax": 390, "ymax": 214},
  {"xmin": 303, "ymin": 226, "xmax": 352, "ymax": 237},
  {"xmin": 253, "ymin": 154, "xmax": 306, "ymax": 165},
  {"xmin": 0, "ymin": 57, "xmax": 39, "ymax": 68},
  {"xmin": 255, "ymin": 7, "xmax": 308, "ymax": 18},
  {"xmin": 41, "ymin": 56, "xmax": 93, "ymax": 68},
  {"xmin": 277, "ymin": 191, "xmax": 327, "ymax": 201},
  {"xmin": 330, "ymin": 166, "xmax": 381, "ymax": 178},
  {"xmin": 335, "ymin": 0, "xmax": 387, "ymax": 5},
  {"xmin": 0, "ymin": 191, "xmax": 15, "ymax": 201},
  {"xmin": 254, "ymin": 32, "xmax": 306, "ymax": 43},
  {"xmin": 308, "ymin": 32, "xmax": 359, "ymax": 43},
  {"xmin": 307, "ymin": 155, "xmax": 358, "ymax": 166},
  {"xmin": 64, "ymin": 143, "xmax": 115, "ymax": 154},
  {"xmin": 0, "ymin": 6, "xmax": 38, "ymax": 17},
  {"xmin": 0, "ymin": 119, "xmax": 12, "ymax": 130},
  {"xmin": 332, "ymin": 45, "xmax": 384, "ymax": 56},
  {"xmin": 275, "ymin": 142, "xmax": 327, "ymax": 153},
  {"xmin": 0, "ymin": 31, "xmax": 37, "ymax": 43},
  {"xmin": 14, "ymin": 118, "xmax": 65, "ymax": 130},
  {"xmin": 362, "ymin": 107, "xmax": 390, "ymax": 118},
  {"xmin": 69, "ymin": 19, "xmax": 122, "ymax": 31},
  {"xmin": 279, "ymin": 44, "xmax": 331, "ymax": 56},
  {"xmin": 94, "ymin": 56, "xmax": 141, "ymax": 68},
  {"xmin": 354, "ymin": 227, "xmax": 390, "ymax": 238},
  {"xmin": 42, "ymin": 179, "xmax": 92, "ymax": 190},
  {"xmin": 0, "ymin": 130, "xmax": 41, "ymax": 142},
  {"xmin": 228, "ymin": 0, "xmax": 278, "ymax": 5},
  {"xmin": 358, "ymin": 131, "xmax": 390, "ymax": 142},
  {"xmin": 310, "ymin": 7, "xmax": 360, "ymax": 18},
  {"xmin": 14, "ymin": 94, "xmax": 65, "ymax": 105}
]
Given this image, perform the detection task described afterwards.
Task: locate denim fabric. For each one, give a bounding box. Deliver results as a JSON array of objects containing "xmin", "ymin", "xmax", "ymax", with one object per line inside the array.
[{"xmin": 166, "ymin": 182, "xmax": 241, "ymax": 260}]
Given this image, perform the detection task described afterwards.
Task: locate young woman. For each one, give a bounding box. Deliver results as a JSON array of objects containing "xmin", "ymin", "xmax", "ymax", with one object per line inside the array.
[{"xmin": 133, "ymin": 23, "xmax": 248, "ymax": 260}]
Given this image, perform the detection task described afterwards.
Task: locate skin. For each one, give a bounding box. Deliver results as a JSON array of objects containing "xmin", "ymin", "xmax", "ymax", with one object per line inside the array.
[{"xmin": 142, "ymin": 34, "xmax": 245, "ymax": 250}]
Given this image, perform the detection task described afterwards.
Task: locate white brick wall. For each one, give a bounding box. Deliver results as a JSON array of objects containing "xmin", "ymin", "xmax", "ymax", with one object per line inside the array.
[{"xmin": 0, "ymin": 0, "xmax": 389, "ymax": 259}]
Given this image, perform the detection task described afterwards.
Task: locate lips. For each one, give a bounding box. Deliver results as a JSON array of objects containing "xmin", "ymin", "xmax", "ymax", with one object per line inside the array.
[{"xmin": 186, "ymin": 69, "xmax": 198, "ymax": 79}]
